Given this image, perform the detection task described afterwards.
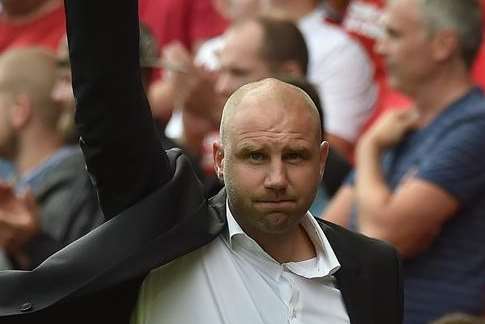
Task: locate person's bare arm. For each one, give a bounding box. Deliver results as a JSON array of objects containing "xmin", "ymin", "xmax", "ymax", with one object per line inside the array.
[
  {"xmin": 354, "ymin": 110, "xmax": 457, "ymax": 258},
  {"xmin": 322, "ymin": 185, "xmax": 354, "ymax": 227}
]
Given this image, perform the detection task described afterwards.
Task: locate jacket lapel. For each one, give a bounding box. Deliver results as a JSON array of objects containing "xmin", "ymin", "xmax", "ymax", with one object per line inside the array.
[{"xmin": 321, "ymin": 222, "xmax": 373, "ymax": 324}]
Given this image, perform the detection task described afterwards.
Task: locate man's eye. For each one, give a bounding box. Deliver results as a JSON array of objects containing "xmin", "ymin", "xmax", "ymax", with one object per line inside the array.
[
  {"xmin": 284, "ymin": 152, "xmax": 303, "ymax": 162},
  {"xmin": 249, "ymin": 152, "xmax": 265, "ymax": 161}
]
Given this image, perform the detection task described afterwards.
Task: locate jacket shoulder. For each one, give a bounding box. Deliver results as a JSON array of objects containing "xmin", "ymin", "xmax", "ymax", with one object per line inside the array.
[{"xmin": 317, "ymin": 218, "xmax": 400, "ymax": 264}]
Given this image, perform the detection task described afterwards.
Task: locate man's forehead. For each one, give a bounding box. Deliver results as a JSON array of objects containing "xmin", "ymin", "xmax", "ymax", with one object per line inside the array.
[
  {"xmin": 226, "ymin": 79, "xmax": 317, "ymax": 116},
  {"xmin": 221, "ymin": 79, "xmax": 321, "ymax": 143},
  {"xmin": 386, "ymin": 0, "xmax": 420, "ymax": 20},
  {"xmin": 224, "ymin": 21, "xmax": 263, "ymax": 53}
]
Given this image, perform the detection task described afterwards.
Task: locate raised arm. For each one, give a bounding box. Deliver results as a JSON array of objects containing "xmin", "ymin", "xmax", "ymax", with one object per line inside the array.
[{"xmin": 65, "ymin": 0, "xmax": 171, "ymax": 219}]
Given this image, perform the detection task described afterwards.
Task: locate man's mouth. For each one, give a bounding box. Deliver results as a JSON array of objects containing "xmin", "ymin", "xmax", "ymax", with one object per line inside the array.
[{"xmin": 254, "ymin": 200, "xmax": 295, "ymax": 208}]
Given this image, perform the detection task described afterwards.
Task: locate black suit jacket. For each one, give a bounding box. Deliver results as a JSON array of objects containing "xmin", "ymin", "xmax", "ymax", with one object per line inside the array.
[{"xmin": 0, "ymin": 0, "xmax": 402, "ymax": 323}]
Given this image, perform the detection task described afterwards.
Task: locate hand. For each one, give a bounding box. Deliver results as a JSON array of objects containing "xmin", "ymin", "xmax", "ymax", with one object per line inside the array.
[
  {"xmin": 148, "ymin": 42, "xmax": 200, "ymax": 122},
  {"xmin": 163, "ymin": 42, "xmax": 223, "ymax": 124},
  {"xmin": 0, "ymin": 183, "xmax": 39, "ymax": 254},
  {"xmin": 363, "ymin": 108, "xmax": 419, "ymax": 150},
  {"xmin": 162, "ymin": 42, "xmax": 199, "ymax": 104}
]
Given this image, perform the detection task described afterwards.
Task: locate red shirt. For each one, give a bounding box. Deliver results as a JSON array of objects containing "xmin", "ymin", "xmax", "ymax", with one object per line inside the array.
[
  {"xmin": 473, "ymin": 46, "xmax": 485, "ymax": 89},
  {"xmin": 472, "ymin": 0, "xmax": 485, "ymax": 89},
  {"xmin": 139, "ymin": 0, "xmax": 227, "ymax": 53},
  {"xmin": 0, "ymin": 3, "xmax": 66, "ymax": 53}
]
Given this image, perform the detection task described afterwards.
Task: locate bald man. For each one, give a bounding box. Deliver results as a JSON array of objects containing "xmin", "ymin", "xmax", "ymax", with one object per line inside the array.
[
  {"xmin": 0, "ymin": 48, "xmax": 102, "ymax": 270},
  {"xmin": 0, "ymin": 1, "xmax": 401, "ymax": 323}
]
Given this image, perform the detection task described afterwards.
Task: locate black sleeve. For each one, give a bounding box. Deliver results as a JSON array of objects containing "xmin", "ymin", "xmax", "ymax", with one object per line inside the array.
[{"xmin": 64, "ymin": 0, "xmax": 172, "ymax": 219}]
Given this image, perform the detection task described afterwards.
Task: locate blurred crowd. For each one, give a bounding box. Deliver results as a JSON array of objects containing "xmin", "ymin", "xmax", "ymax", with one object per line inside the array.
[{"xmin": 0, "ymin": 0, "xmax": 484, "ymax": 323}]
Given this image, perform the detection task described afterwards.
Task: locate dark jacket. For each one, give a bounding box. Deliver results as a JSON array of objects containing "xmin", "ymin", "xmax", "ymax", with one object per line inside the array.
[{"xmin": 0, "ymin": 0, "xmax": 403, "ymax": 323}]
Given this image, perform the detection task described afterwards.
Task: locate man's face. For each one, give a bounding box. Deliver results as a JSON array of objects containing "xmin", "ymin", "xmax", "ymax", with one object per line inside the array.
[
  {"xmin": 52, "ymin": 41, "xmax": 75, "ymax": 113},
  {"xmin": 215, "ymin": 22, "xmax": 273, "ymax": 99},
  {"xmin": 215, "ymin": 89, "xmax": 327, "ymax": 236},
  {"xmin": 376, "ymin": 0, "xmax": 435, "ymax": 95},
  {"xmin": 51, "ymin": 65, "xmax": 75, "ymax": 112}
]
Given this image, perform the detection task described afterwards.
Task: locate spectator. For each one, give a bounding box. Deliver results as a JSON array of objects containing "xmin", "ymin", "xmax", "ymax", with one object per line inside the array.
[
  {"xmin": 339, "ymin": 0, "xmax": 412, "ymax": 134},
  {"xmin": 324, "ymin": 0, "xmax": 485, "ymax": 323},
  {"xmin": 340, "ymin": 0, "xmax": 485, "ymax": 132},
  {"xmin": 0, "ymin": 0, "xmax": 67, "ymax": 175},
  {"xmin": 0, "ymin": 0, "xmax": 65, "ymax": 53},
  {"xmin": 0, "ymin": 48, "xmax": 102, "ymax": 269}
]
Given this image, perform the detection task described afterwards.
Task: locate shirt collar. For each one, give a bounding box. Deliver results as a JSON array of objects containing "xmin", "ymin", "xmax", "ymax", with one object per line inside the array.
[
  {"xmin": 224, "ymin": 200, "xmax": 341, "ymax": 279},
  {"xmin": 16, "ymin": 146, "xmax": 79, "ymax": 192}
]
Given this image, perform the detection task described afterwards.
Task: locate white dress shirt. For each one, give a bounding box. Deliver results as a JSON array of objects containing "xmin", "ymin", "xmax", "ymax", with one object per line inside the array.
[
  {"xmin": 299, "ymin": 6, "xmax": 377, "ymax": 142},
  {"xmin": 131, "ymin": 202, "xmax": 350, "ymax": 324}
]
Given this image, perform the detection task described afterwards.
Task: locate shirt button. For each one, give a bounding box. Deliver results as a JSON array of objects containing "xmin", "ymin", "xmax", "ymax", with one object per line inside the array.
[{"xmin": 19, "ymin": 302, "xmax": 33, "ymax": 312}]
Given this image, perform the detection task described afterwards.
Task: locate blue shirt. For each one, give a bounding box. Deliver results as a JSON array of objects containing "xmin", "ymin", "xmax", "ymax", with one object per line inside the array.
[
  {"xmin": 350, "ymin": 87, "xmax": 485, "ymax": 323},
  {"xmin": 16, "ymin": 146, "xmax": 80, "ymax": 194},
  {"xmin": 0, "ymin": 159, "xmax": 13, "ymax": 181}
]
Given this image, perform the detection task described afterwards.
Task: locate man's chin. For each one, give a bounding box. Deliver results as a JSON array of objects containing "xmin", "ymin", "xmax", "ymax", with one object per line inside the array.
[{"xmin": 257, "ymin": 212, "xmax": 301, "ymax": 234}]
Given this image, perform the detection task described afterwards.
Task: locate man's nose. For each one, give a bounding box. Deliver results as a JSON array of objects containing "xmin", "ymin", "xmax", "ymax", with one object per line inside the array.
[{"xmin": 264, "ymin": 160, "xmax": 288, "ymax": 191}]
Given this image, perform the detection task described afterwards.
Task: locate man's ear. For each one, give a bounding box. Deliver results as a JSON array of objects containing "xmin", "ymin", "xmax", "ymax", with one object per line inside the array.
[
  {"xmin": 319, "ymin": 141, "xmax": 329, "ymax": 179},
  {"xmin": 10, "ymin": 94, "xmax": 32, "ymax": 130},
  {"xmin": 431, "ymin": 29, "xmax": 459, "ymax": 64},
  {"xmin": 213, "ymin": 141, "xmax": 225, "ymax": 181}
]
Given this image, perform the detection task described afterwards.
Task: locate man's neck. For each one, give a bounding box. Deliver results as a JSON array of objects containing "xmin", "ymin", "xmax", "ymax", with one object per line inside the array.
[
  {"xmin": 244, "ymin": 222, "xmax": 316, "ymax": 264},
  {"xmin": 14, "ymin": 132, "xmax": 63, "ymax": 178},
  {"xmin": 412, "ymin": 68, "xmax": 474, "ymax": 127},
  {"xmin": 1, "ymin": 0, "xmax": 58, "ymax": 22}
]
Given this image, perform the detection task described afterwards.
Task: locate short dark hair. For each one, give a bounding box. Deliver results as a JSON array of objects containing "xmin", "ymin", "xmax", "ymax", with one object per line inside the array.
[
  {"xmin": 256, "ymin": 16, "xmax": 309, "ymax": 76},
  {"xmin": 419, "ymin": 0, "xmax": 482, "ymax": 69}
]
